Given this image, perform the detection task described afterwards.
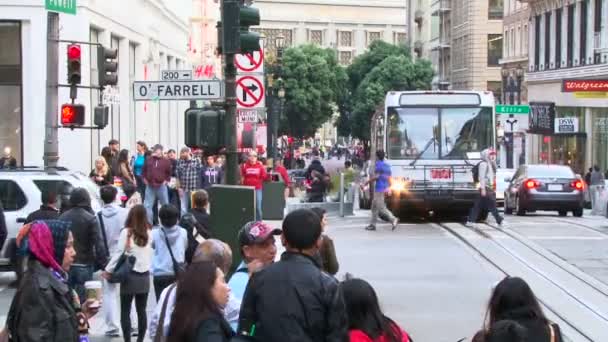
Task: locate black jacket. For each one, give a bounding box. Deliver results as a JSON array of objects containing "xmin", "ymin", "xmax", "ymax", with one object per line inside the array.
[
  {"xmin": 59, "ymin": 206, "xmax": 108, "ymax": 267},
  {"xmin": 0, "ymin": 202, "xmax": 6, "ymax": 250},
  {"xmin": 193, "ymin": 314, "xmax": 235, "ymax": 342},
  {"xmin": 305, "ymin": 160, "xmax": 326, "ymax": 181},
  {"xmin": 7, "ymin": 260, "xmax": 80, "ymax": 342},
  {"xmin": 25, "ymin": 205, "xmax": 61, "ymax": 224},
  {"xmin": 238, "ymin": 252, "xmax": 348, "ymax": 342}
]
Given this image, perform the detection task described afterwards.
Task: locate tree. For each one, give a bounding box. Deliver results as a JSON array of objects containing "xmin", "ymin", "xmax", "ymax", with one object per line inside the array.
[
  {"xmin": 350, "ymin": 56, "xmax": 434, "ymax": 142},
  {"xmin": 279, "ymin": 44, "xmax": 347, "ymax": 138}
]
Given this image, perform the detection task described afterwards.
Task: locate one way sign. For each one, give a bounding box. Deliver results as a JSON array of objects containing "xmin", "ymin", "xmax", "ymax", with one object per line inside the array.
[{"xmin": 236, "ymin": 75, "xmax": 265, "ymax": 109}]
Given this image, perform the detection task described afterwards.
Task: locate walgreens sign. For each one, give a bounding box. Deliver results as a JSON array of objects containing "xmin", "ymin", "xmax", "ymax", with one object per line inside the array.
[{"xmin": 562, "ymin": 79, "xmax": 608, "ymax": 92}]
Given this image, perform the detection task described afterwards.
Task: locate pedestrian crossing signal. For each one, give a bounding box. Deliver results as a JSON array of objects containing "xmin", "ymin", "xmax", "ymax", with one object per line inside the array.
[
  {"xmin": 185, "ymin": 108, "xmax": 225, "ymax": 151},
  {"xmin": 61, "ymin": 104, "xmax": 85, "ymax": 126}
]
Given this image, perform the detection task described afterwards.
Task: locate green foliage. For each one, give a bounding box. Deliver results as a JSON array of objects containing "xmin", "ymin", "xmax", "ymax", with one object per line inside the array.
[
  {"xmin": 279, "ymin": 44, "xmax": 346, "ymax": 138},
  {"xmin": 342, "ymin": 42, "xmax": 434, "ymax": 141}
]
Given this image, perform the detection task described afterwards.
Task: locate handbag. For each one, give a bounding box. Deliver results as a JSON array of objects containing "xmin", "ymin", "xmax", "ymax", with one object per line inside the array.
[
  {"xmin": 161, "ymin": 228, "xmax": 186, "ymax": 276},
  {"xmin": 108, "ymin": 229, "xmax": 137, "ymax": 284},
  {"xmin": 153, "ymin": 283, "xmax": 177, "ymax": 342}
]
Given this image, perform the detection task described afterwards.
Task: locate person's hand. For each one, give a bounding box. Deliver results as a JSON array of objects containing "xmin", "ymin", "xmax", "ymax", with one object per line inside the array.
[
  {"xmin": 82, "ymin": 298, "xmax": 102, "ymax": 319},
  {"xmin": 101, "ymin": 271, "xmax": 111, "ymax": 280},
  {"xmin": 247, "ymin": 259, "xmax": 264, "ymax": 275},
  {"xmin": 480, "ymin": 188, "xmax": 487, "ymax": 197}
]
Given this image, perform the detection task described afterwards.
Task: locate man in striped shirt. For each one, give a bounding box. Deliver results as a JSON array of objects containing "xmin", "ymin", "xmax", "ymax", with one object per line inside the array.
[{"xmin": 176, "ymin": 147, "xmax": 203, "ymax": 215}]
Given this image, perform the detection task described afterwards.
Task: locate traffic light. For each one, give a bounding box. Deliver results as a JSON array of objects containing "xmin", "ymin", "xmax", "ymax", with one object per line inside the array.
[
  {"xmin": 221, "ymin": 0, "xmax": 260, "ymax": 54},
  {"xmin": 185, "ymin": 108, "xmax": 225, "ymax": 150},
  {"xmin": 94, "ymin": 105, "xmax": 109, "ymax": 128},
  {"xmin": 67, "ymin": 44, "xmax": 81, "ymax": 85},
  {"xmin": 60, "ymin": 104, "xmax": 85, "ymax": 126},
  {"xmin": 97, "ymin": 45, "xmax": 118, "ymax": 88}
]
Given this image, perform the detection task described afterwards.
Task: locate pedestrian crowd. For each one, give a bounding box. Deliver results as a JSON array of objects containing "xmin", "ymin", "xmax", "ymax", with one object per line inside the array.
[{"xmin": 0, "ymin": 140, "xmax": 563, "ymax": 342}]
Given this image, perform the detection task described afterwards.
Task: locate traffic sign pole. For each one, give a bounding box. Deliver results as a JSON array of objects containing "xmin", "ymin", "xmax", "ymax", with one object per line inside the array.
[{"xmin": 44, "ymin": 11, "xmax": 59, "ymax": 168}]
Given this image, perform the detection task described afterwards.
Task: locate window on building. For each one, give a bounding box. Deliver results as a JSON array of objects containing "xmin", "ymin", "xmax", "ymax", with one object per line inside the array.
[
  {"xmin": 338, "ymin": 31, "xmax": 353, "ymax": 47},
  {"xmin": 339, "ymin": 51, "xmax": 352, "ymax": 65},
  {"xmin": 0, "ymin": 21, "xmax": 22, "ymax": 166},
  {"xmin": 487, "ymin": 34, "xmax": 503, "ymax": 66},
  {"xmin": 580, "ymin": 0, "xmax": 587, "ymax": 64},
  {"xmin": 309, "ymin": 30, "xmax": 323, "ymax": 45},
  {"xmin": 524, "ymin": 24, "xmax": 528, "ymax": 56},
  {"xmin": 504, "ymin": 30, "xmax": 509, "ymax": 58},
  {"xmin": 545, "ymin": 12, "xmax": 551, "ymax": 68},
  {"xmin": 394, "ymin": 32, "xmax": 407, "ymax": 45},
  {"xmin": 595, "ymin": 0, "xmax": 603, "ymax": 33},
  {"xmin": 517, "ymin": 26, "xmax": 522, "ymax": 56},
  {"xmin": 252, "ymin": 28, "xmax": 293, "ymax": 55},
  {"xmin": 567, "ymin": 4, "xmax": 574, "ymax": 66},
  {"xmin": 556, "ymin": 9, "xmax": 562, "ymax": 68},
  {"xmin": 510, "ymin": 28, "xmax": 515, "ymax": 57},
  {"xmin": 367, "ymin": 32, "xmax": 381, "ymax": 46},
  {"xmin": 534, "ymin": 15, "xmax": 541, "ymax": 69},
  {"xmin": 489, "ymin": 0, "xmax": 503, "ymax": 19}
]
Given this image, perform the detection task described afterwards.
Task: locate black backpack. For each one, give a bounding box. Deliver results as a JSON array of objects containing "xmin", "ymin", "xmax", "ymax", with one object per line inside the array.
[{"xmin": 472, "ymin": 161, "xmax": 483, "ymax": 183}]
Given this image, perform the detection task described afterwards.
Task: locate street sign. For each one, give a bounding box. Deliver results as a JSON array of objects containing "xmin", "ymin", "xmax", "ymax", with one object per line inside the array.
[
  {"xmin": 495, "ymin": 105, "xmax": 530, "ymax": 114},
  {"xmin": 236, "ymin": 75, "xmax": 265, "ymax": 108},
  {"xmin": 235, "ymin": 49, "xmax": 264, "ymax": 73},
  {"xmin": 238, "ymin": 108, "xmax": 266, "ymax": 123},
  {"xmin": 45, "ymin": 0, "xmax": 77, "ymax": 14},
  {"xmin": 161, "ymin": 70, "xmax": 192, "ymax": 81},
  {"xmin": 132, "ymin": 80, "xmax": 223, "ymax": 101}
]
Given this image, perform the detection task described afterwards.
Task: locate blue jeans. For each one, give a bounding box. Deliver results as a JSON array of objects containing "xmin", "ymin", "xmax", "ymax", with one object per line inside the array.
[
  {"xmin": 256, "ymin": 189, "xmax": 263, "ymax": 221},
  {"xmin": 69, "ymin": 264, "xmax": 94, "ymax": 304},
  {"xmin": 179, "ymin": 190, "xmax": 191, "ymax": 216},
  {"xmin": 144, "ymin": 185, "xmax": 169, "ymax": 224}
]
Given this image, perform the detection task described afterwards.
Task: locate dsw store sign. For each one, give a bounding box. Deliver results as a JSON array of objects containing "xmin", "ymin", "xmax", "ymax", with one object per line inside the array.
[{"xmin": 555, "ymin": 117, "xmax": 579, "ymax": 133}]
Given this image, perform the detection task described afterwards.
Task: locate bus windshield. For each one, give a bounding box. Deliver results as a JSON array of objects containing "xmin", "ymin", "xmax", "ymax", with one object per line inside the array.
[{"xmin": 387, "ymin": 106, "xmax": 493, "ymax": 159}]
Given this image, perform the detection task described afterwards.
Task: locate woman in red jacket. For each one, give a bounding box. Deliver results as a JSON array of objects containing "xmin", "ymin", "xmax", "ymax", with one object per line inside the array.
[
  {"xmin": 341, "ymin": 277, "xmax": 412, "ymax": 342},
  {"xmin": 240, "ymin": 151, "xmax": 267, "ymax": 220}
]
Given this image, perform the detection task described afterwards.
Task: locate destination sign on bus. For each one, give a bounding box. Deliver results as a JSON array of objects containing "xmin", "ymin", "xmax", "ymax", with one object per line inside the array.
[{"xmin": 399, "ymin": 93, "xmax": 481, "ymax": 106}]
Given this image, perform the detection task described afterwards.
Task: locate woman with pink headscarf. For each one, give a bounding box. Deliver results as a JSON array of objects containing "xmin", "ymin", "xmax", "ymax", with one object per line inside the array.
[{"xmin": 3, "ymin": 220, "xmax": 100, "ymax": 342}]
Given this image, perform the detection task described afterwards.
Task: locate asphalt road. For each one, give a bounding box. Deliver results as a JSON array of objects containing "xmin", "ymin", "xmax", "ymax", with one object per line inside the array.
[{"xmin": 0, "ymin": 209, "xmax": 607, "ymax": 341}]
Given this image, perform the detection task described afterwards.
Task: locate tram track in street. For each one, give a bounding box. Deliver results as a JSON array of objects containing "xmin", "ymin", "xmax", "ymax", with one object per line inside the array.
[
  {"xmin": 435, "ymin": 220, "xmax": 608, "ymax": 341},
  {"xmin": 543, "ymin": 216, "xmax": 608, "ymax": 237}
]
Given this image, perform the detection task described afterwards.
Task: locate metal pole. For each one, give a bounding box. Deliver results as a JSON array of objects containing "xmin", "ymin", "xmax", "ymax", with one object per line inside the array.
[
  {"xmin": 44, "ymin": 12, "xmax": 59, "ymax": 169},
  {"xmin": 224, "ymin": 53, "xmax": 239, "ymax": 184},
  {"xmin": 339, "ymin": 172, "xmax": 345, "ymax": 217},
  {"xmin": 273, "ymin": 99, "xmax": 281, "ymax": 167}
]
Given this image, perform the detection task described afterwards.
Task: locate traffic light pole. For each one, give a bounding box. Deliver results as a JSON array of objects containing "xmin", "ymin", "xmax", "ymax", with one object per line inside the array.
[
  {"xmin": 224, "ymin": 53, "xmax": 239, "ymax": 185},
  {"xmin": 44, "ymin": 12, "xmax": 59, "ymax": 168}
]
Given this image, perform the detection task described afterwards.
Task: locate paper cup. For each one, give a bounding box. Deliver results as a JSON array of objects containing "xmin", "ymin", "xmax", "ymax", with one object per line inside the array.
[{"xmin": 85, "ymin": 280, "xmax": 102, "ymax": 302}]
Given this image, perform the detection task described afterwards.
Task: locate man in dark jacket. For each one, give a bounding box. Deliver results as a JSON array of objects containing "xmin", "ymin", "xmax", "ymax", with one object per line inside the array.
[
  {"xmin": 305, "ymin": 153, "xmax": 328, "ymax": 203},
  {"xmin": 59, "ymin": 188, "xmax": 108, "ymax": 303},
  {"xmin": 25, "ymin": 191, "xmax": 61, "ymax": 223},
  {"xmin": 237, "ymin": 209, "xmax": 348, "ymax": 342},
  {"xmin": 142, "ymin": 144, "xmax": 172, "ymax": 224}
]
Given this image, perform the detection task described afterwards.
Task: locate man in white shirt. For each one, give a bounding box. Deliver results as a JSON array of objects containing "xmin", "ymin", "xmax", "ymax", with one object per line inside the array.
[{"xmin": 97, "ymin": 186, "xmax": 129, "ymax": 337}]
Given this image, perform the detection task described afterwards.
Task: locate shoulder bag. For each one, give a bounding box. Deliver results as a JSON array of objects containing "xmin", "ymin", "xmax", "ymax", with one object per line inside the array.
[
  {"xmin": 161, "ymin": 228, "xmax": 186, "ymax": 276},
  {"xmin": 108, "ymin": 229, "xmax": 137, "ymax": 284},
  {"xmin": 154, "ymin": 283, "xmax": 177, "ymax": 342}
]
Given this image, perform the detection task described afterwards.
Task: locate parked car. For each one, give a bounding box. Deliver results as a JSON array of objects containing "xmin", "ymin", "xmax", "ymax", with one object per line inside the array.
[
  {"xmin": 504, "ymin": 164, "xmax": 584, "ymax": 217},
  {"xmin": 0, "ymin": 167, "xmax": 101, "ymax": 271},
  {"xmin": 287, "ymin": 168, "xmax": 307, "ymax": 189},
  {"xmin": 496, "ymin": 168, "xmax": 515, "ymax": 207}
]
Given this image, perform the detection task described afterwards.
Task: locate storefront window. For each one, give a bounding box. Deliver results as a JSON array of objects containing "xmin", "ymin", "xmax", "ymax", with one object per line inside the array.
[
  {"xmin": 0, "ymin": 22, "xmax": 22, "ymax": 167},
  {"xmin": 592, "ymin": 108, "xmax": 608, "ymax": 172}
]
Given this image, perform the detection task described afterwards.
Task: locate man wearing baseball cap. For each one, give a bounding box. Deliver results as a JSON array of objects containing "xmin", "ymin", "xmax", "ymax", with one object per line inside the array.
[
  {"xmin": 466, "ymin": 147, "xmax": 504, "ymax": 227},
  {"xmin": 228, "ymin": 221, "xmax": 281, "ymax": 301}
]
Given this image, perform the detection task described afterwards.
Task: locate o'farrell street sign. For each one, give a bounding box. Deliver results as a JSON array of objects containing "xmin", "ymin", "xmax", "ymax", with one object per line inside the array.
[
  {"xmin": 133, "ymin": 80, "xmax": 223, "ymax": 101},
  {"xmin": 45, "ymin": 0, "xmax": 77, "ymax": 15},
  {"xmin": 495, "ymin": 104, "xmax": 530, "ymax": 114}
]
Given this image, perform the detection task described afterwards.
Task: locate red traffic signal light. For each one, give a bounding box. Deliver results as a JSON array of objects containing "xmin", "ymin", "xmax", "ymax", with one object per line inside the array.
[
  {"xmin": 67, "ymin": 44, "xmax": 81, "ymax": 85},
  {"xmin": 61, "ymin": 104, "xmax": 85, "ymax": 126}
]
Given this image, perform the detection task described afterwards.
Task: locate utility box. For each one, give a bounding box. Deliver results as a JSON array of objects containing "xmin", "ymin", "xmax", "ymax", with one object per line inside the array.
[
  {"xmin": 262, "ymin": 180, "xmax": 286, "ymax": 220},
  {"xmin": 210, "ymin": 185, "xmax": 255, "ymax": 271}
]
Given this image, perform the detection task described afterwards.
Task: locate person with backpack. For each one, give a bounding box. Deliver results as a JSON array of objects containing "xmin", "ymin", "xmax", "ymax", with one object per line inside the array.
[
  {"xmin": 466, "ymin": 148, "xmax": 504, "ymax": 227},
  {"xmin": 151, "ymin": 205, "xmax": 188, "ymax": 301},
  {"xmin": 97, "ymin": 186, "xmax": 129, "ymax": 338},
  {"xmin": 305, "ymin": 151, "xmax": 329, "ymax": 203},
  {"xmin": 179, "ymin": 190, "xmax": 212, "ymax": 264}
]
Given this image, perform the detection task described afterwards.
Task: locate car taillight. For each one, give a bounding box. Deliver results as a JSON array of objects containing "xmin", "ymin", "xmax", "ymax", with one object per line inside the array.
[
  {"xmin": 571, "ymin": 180, "xmax": 584, "ymax": 190},
  {"xmin": 525, "ymin": 179, "xmax": 540, "ymax": 189}
]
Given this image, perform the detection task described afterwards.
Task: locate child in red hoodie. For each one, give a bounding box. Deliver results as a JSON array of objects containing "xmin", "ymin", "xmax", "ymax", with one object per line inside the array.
[{"xmin": 240, "ymin": 151, "xmax": 267, "ymax": 220}]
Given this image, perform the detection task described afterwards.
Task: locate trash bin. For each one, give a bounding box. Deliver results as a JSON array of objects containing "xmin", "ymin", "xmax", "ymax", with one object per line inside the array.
[{"xmin": 263, "ymin": 178, "xmax": 286, "ymax": 220}]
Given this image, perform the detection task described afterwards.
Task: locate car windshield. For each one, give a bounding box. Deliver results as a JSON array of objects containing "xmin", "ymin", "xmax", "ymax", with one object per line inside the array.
[
  {"xmin": 528, "ymin": 166, "xmax": 575, "ymax": 178},
  {"xmin": 387, "ymin": 107, "xmax": 493, "ymax": 159}
]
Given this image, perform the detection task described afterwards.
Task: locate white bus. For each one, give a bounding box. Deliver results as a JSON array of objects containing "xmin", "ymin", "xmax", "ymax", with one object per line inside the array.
[{"xmin": 371, "ymin": 91, "xmax": 496, "ymax": 217}]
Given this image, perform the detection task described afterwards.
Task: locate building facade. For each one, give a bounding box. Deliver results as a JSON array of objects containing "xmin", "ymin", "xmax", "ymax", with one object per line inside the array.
[
  {"xmin": 524, "ymin": 0, "xmax": 608, "ymax": 174},
  {"xmin": 252, "ymin": 0, "xmax": 408, "ymax": 64},
  {"xmin": 0, "ymin": 0, "xmax": 190, "ymax": 173},
  {"xmin": 189, "ymin": 0, "xmax": 222, "ymax": 78},
  {"xmin": 430, "ymin": 0, "xmax": 504, "ymax": 92},
  {"xmin": 410, "ymin": 0, "xmax": 433, "ymax": 60}
]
